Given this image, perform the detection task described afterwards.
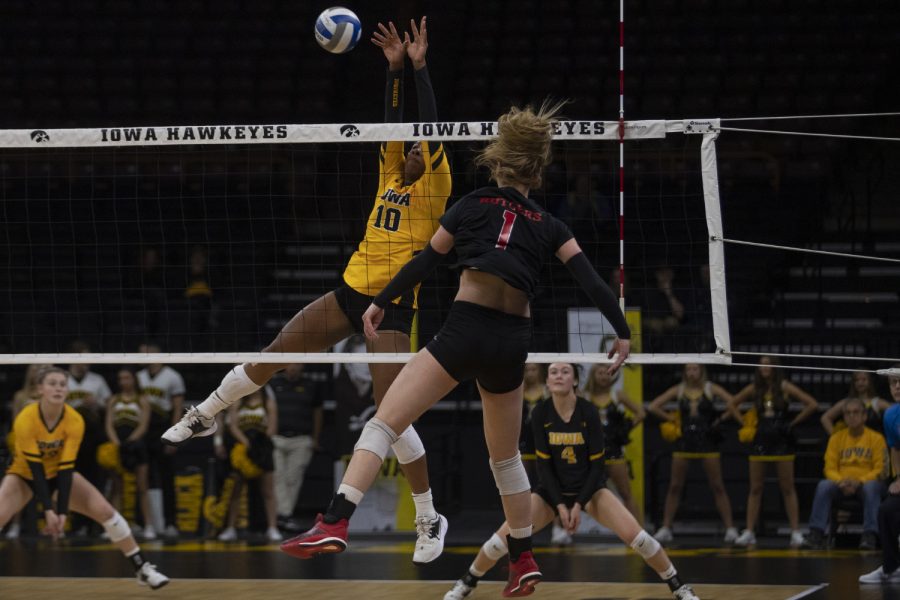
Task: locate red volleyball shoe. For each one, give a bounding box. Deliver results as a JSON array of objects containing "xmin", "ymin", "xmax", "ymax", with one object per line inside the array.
[
  {"xmin": 502, "ymin": 550, "xmax": 542, "ymax": 597},
  {"xmin": 279, "ymin": 513, "xmax": 348, "ymax": 559}
]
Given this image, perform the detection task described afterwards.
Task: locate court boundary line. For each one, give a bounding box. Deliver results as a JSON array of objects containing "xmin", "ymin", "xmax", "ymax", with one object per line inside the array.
[{"xmin": 783, "ymin": 583, "xmax": 828, "ymax": 600}]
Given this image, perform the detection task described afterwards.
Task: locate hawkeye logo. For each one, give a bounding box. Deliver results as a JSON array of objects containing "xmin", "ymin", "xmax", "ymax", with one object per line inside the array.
[
  {"xmin": 340, "ymin": 124, "xmax": 360, "ymax": 138},
  {"xmin": 31, "ymin": 130, "xmax": 50, "ymax": 143},
  {"xmin": 99, "ymin": 125, "xmax": 289, "ymax": 143}
]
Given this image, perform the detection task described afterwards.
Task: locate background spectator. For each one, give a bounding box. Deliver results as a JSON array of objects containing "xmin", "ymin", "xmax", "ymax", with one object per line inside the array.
[
  {"xmin": 803, "ymin": 396, "xmax": 885, "ymax": 550},
  {"xmin": 269, "ymin": 364, "xmax": 323, "ymax": 531},
  {"xmin": 137, "ymin": 342, "xmax": 185, "ymax": 538}
]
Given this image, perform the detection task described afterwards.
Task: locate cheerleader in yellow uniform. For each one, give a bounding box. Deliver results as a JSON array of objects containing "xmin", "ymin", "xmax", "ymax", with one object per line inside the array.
[
  {"xmin": 729, "ymin": 356, "xmax": 818, "ymax": 547},
  {"xmin": 0, "ymin": 367, "xmax": 168, "ymax": 589},
  {"xmin": 104, "ymin": 368, "xmax": 154, "ymax": 539},
  {"xmin": 218, "ymin": 389, "xmax": 281, "ymax": 543},
  {"xmin": 648, "ymin": 364, "xmax": 741, "ymax": 545},
  {"xmin": 584, "ymin": 363, "xmax": 645, "ymax": 521}
]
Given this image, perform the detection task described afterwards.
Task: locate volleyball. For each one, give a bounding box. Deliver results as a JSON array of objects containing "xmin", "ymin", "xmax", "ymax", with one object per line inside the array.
[{"xmin": 315, "ymin": 7, "xmax": 362, "ymax": 54}]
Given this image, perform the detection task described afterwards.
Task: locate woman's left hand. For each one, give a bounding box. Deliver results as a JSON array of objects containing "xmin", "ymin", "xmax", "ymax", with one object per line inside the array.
[
  {"xmin": 607, "ymin": 338, "xmax": 631, "ymax": 374},
  {"xmin": 567, "ymin": 503, "xmax": 582, "ymax": 534},
  {"xmin": 405, "ymin": 16, "xmax": 428, "ymax": 69},
  {"xmin": 362, "ymin": 304, "xmax": 385, "ymax": 340}
]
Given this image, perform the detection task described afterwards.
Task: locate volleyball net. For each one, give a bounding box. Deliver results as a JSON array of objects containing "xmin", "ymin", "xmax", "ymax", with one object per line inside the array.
[{"xmin": 0, "ymin": 117, "xmax": 896, "ymax": 372}]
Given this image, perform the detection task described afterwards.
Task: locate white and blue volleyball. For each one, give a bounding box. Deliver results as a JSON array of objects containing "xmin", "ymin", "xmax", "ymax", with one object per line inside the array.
[{"xmin": 315, "ymin": 7, "xmax": 362, "ymax": 54}]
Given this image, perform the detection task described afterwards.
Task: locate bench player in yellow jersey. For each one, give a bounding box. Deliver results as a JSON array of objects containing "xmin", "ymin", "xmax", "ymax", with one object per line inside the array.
[
  {"xmin": 0, "ymin": 367, "xmax": 169, "ymax": 589},
  {"xmin": 163, "ymin": 17, "xmax": 452, "ymax": 563}
]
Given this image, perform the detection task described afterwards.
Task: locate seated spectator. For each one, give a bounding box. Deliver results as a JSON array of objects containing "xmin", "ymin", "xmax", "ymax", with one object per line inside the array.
[
  {"xmin": 803, "ymin": 396, "xmax": 886, "ymax": 550},
  {"xmin": 821, "ymin": 370, "xmax": 892, "ymax": 435},
  {"xmin": 860, "ymin": 368, "xmax": 900, "ymax": 584}
]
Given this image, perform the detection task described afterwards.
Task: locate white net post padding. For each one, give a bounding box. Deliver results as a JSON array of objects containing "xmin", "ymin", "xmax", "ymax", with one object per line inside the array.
[
  {"xmin": 0, "ymin": 118, "xmax": 730, "ymax": 366},
  {"xmin": 699, "ymin": 126, "xmax": 732, "ymax": 360}
]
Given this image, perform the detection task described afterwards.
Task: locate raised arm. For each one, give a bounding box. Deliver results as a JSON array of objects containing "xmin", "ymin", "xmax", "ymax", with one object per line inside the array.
[
  {"xmin": 556, "ymin": 238, "xmax": 630, "ymax": 373},
  {"xmin": 372, "ymin": 21, "xmax": 406, "ymax": 121},
  {"xmin": 406, "ymin": 17, "xmax": 436, "ymax": 121}
]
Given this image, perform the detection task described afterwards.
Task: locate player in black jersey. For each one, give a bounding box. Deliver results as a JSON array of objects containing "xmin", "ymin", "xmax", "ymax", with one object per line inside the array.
[
  {"xmin": 291, "ymin": 102, "xmax": 630, "ymax": 598},
  {"xmin": 445, "ymin": 363, "xmax": 698, "ymax": 600}
]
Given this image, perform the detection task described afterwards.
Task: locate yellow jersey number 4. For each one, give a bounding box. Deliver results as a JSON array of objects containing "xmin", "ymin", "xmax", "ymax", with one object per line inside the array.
[{"xmin": 560, "ymin": 446, "xmax": 577, "ymax": 464}]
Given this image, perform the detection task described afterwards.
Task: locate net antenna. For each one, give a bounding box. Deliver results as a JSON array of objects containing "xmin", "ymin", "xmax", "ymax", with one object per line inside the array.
[{"xmin": 1, "ymin": 118, "xmax": 731, "ymax": 366}]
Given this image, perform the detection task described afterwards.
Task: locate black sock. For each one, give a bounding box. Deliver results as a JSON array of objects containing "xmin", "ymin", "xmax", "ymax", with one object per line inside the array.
[
  {"xmin": 506, "ymin": 534, "xmax": 533, "ymax": 562},
  {"xmin": 323, "ymin": 493, "xmax": 356, "ymax": 524},
  {"xmin": 128, "ymin": 549, "xmax": 145, "ymax": 571},
  {"xmin": 462, "ymin": 570, "xmax": 481, "ymax": 587},
  {"xmin": 665, "ymin": 575, "xmax": 684, "ymax": 592}
]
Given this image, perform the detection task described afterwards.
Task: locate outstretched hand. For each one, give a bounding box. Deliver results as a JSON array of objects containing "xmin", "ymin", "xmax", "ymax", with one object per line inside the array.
[
  {"xmin": 607, "ymin": 338, "xmax": 630, "ymax": 375},
  {"xmin": 405, "ymin": 16, "xmax": 428, "ymax": 69},
  {"xmin": 362, "ymin": 303, "xmax": 385, "ymax": 340},
  {"xmin": 371, "ymin": 21, "xmax": 406, "ymax": 70}
]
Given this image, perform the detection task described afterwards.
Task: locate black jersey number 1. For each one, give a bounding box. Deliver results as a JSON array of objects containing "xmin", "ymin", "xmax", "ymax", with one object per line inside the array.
[
  {"xmin": 374, "ymin": 205, "xmax": 401, "ymax": 232},
  {"xmin": 495, "ymin": 210, "xmax": 517, "ymax": 249}
]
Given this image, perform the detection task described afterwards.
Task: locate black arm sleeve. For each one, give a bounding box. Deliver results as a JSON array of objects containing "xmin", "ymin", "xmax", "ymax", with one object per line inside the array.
[
  {"xmin": 575, "ymin": 461, "xmax": 605, "ymax": 507},
  {"xmin": 384, "ymin": 68, "xmax": 404, "ymax": 123},
  {"xmin": 413, "ymin": 65, "xmax": 438, "ymax": 122},
  {"xmin": 26, "ymin": 461, "xmax": 53, "ymax": 513},
  {"xmin": 575, "ymin": 406, "xmax": 607, "ymax": 506},
  {"xmin": 372, "ymin": 243, "xmax": 446, "ymax": 308},
  {"xmin": 55, "ymin": 468, "xmax": 74, "ymax": 516},
  {"xmin": 565, "ymin": 252, "xmax": 631, "ymax": 339},
  {"xmin": 531, "ymin": 404, "xmax": 564, "ymax": 509}
]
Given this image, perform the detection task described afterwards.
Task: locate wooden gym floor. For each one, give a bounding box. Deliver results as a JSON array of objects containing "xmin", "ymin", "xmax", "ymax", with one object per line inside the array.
[{"xmin": 0, "ymin": 536, "xmax": 892, "ymax": 600}]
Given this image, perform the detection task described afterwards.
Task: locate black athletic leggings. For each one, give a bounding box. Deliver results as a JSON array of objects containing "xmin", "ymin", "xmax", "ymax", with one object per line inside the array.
[{"xmin": 880, "ymin": 493, "xmax": 900, "ymax": 573}]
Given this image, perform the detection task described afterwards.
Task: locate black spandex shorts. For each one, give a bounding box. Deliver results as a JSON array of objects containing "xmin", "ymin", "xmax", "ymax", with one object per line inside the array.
[
  {"xmin": 23, "ymin": 474, "xmax": 59, "ymax": 497},
  {"xmin": 534, "ymin": 486, "xmax": 606, "ymax": 513},
  {"xmin": 425, "ymin": 301, "xmax": 531, "ymax": 394},
  {"xmin": 334, "ymin": 284, "xmax": 416, "ymax": 336}
]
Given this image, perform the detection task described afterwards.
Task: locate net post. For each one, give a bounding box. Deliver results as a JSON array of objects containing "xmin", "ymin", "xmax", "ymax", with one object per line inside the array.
[{"xmin": 699, "ymin": 128, "xmax": 733, "ymax": 361}]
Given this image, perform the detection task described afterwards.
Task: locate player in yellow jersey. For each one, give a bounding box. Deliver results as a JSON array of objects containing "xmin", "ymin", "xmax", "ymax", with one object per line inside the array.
[
  {"xmin": 164, "ymin": 17, "xmax": 452, "ymax": 563},
  {"xmin": 0, "ymin": 367, "xmax": 169, "ymax": 589}
]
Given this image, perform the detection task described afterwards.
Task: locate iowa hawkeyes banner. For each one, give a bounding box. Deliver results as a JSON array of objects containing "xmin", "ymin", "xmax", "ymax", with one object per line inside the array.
[{"xmin": 0, "ymin": 119, "xmax": 695, "ymax": 148}]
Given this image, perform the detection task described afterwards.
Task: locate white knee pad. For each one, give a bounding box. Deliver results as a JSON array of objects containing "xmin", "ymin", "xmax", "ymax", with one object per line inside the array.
[
  {"xmin": 630, "ymin": 530, "xmax": 661, "ymax": 559},
  {"xmin": 102, "ymin": 511, "xmax": 132, "ymax": 543},
  {"xmin": 354, "ymin": 417, "xmax": 399, "ymax": 461},
  {"xmin": 482, "ymin": 532, "xmax": 508, "ymax": 560},
  {"xmin": 489, "ymin": 452, "xmax": 530, "ymax": 496},
  {"xmin": 391, "ymin": 426, "xmax": 426, "ymax": 465}
]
